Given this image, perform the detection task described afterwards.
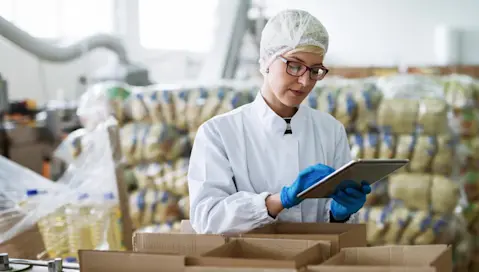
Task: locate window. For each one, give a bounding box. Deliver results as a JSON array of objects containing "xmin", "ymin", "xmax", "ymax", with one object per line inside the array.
[
  {"xmin": 138, "ymin": 0, "xmax": 219, "ymax": 53},
  {"xmin": 0, "ymin": 0, "xmax": 114, "ymax": 40}
]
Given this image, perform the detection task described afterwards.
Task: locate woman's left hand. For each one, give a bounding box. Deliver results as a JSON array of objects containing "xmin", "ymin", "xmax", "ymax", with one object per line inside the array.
[{"xmin": 330, "ymin": 180, "xmax": 371, "ymax": 221}]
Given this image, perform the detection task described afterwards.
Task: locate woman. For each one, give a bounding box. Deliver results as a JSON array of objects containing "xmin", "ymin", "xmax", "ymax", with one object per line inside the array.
[{"xmin": 187, "ymin": 9, "xmax": 371, "ymax": 234}]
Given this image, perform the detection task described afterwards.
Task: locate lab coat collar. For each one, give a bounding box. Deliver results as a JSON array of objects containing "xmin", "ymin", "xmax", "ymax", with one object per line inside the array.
[{"xmin": 252, "ymin": 92, "xmax": 308, "ymax": 136}]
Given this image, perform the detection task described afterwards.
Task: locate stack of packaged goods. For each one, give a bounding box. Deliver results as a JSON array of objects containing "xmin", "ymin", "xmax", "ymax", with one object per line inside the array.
[
  {"xmin": 442, "ymin": 75, "xmax": 479, "ymax": 271},
  {"xmin": 0, "ymin": 120, "xmax": 124, "ymax": 262},
  {"xmin": 309, "ymin": 75, "xmax": 473, "ymax": 271},
  {"xmin": 68, "ymin": 81, "xmax": 259, "ymax": 233}
]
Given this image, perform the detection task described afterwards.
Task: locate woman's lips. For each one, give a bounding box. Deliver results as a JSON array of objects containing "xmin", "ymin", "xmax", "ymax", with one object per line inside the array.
[{"xmin": 289, "ymin": 89, "xmax": 304, "ymax": 96}]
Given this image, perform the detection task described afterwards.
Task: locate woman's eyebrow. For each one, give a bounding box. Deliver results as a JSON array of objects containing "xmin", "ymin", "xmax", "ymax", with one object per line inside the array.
[{"xmin": 288, "ymin": 56, "xmax": 324, "ymax": 67}]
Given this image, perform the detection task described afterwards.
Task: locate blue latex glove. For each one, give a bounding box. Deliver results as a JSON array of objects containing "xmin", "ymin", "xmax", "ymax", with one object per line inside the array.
[
  {"xmin": 330, "ymin": 180, "xmax": 371, "ymax": 221},
  {"xmin": 280, "ymin": 164, "xmax": 335, "ymax": 209}
]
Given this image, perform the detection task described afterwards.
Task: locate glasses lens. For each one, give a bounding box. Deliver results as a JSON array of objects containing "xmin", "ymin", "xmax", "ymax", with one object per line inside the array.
[
  {"xmin": 310, "ymin": 67, "xmax": 327, "ymax": 80},
  {"xmin": 286, "ymin": 62, "xmax": 306, "ymax": 76}
]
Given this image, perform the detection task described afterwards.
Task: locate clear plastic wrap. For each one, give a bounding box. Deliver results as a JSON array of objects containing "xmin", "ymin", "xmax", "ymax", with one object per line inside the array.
[
  {"xmin": 0, "ymin": 119, "xmax": 124, "ymax": 260},
  {"xmin": 376, "ymin": 75, "xmax": 450, "ymax": 135},
  {"xmin": 77, "ymin": 81, "xmax": 132, "ymax": 130}
]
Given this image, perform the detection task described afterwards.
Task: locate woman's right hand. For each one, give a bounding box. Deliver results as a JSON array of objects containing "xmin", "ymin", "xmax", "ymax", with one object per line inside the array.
[{"xmin": 280, "ymin": 164, "xmax": 335, "ymax": 209}]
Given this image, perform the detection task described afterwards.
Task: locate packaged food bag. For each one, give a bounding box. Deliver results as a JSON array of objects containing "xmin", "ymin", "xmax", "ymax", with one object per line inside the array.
[
  {"xmin": 378, "ymin": 133, "xmax": 396, "ymax": 159},
  {"xmin": 377, "ymin": 99, "xmax": 418, "ymax": 134},
  {"xmin": 215, "ymin": 91, "xmax": 251, "ymax": 115},
  {"xmin": 398, "ymin": 210, "xmax": 430, "ymax": 245},
  {"xmin": 186, "ymin": 88, "xmax": 208, "ymax": 132},
  {"xmin": 382, "ymin": 207, "xmax": 411, "ymax": 244},
  {"xmin": 143, "ymin": 124, "xmax": 181, "ymax": 163},
  {"xmin": 363, "ymin": 133, "xmax": 380, "ymax": 159},
  {"xmin": 431, "ymin": 135, "xmax": 455, "ymax": 176},
  {"xmin": 198, "ymin": 86, "xmax": 228, "ymax": 125},
  {"xmin": 316, "ymin": 86, "xmax": 337, "ymax": 116},
  {"xmin": 152, "ymin": 191, "xmax": 181, "ymax": 224},
  {"xmin": 349, "ymin": 134, "xmax": 364, "ymax": 159},
  {"xmin": 159, "ymin": 89, "xmax": 176, "ymax": 126},
  {"xmin": 430, "ymin": 175, "xmax": 459, "ymax": 214},
  {"xmin": 388, "ymin": 173, "xmax": 431, "ymax": 210},
  {"xmin": 130, "ymin": 92, "xmax": 149, "ymax": 122},
  {"xmin": 352, "ymin": 84, "xmax": 382, "ymax": 132},
  {"xmin": 409, "ymin": 136, "xmax": 437, "ymax": 173},
  {"xmin": 171, "ymin": 89, "xmax": 189, "ymax": 131},
  {"xmin": 416, "ymin": 98, "xmax": 449, "ymax": 135},
  {"xmin": 143, "ymin": 90, "xmax": 164, "ymax": 124},
  {"xmin": 334, "ymin": 88, "xmax": 357, "ymax": 129}
]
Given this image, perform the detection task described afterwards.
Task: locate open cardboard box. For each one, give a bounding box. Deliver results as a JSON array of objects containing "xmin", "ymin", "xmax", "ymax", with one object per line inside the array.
[
  {"xmin": 187, "ymin": 238, "xmax": 325, "ymax": 269},
  {"xmin": 179, "ymin": 220, "xmax": 366, "ymax": 256},
  {"xmin": 79, "ymin": 250, "xmax": 185, "ymax": 272},
  {"xmin": 241, "ymin": 222, "xmax": 366, "ymax": 255},
  {"xmin": 133, "ymin": 232, "xmax": 229, "ymax": 255},
  {"xmin": 308, "ymin": 245, "xmax": 452, "ymax": 272}
]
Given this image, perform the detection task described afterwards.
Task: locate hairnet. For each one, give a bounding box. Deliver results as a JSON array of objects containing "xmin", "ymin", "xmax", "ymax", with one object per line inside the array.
[{"xmin": 259, "ymin": 9, "xmax": 329, "ymax": 74}]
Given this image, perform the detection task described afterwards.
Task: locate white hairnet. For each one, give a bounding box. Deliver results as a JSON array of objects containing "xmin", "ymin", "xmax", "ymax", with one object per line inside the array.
[{"xmin": 259, "ymin": 9, "xmax": 329, "ymax": 74}]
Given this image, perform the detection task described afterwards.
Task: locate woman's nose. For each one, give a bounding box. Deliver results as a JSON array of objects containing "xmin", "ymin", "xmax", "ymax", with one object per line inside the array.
[{"xmin": 298, "ymin": 70, "xmax": 312, "ymax": 85}]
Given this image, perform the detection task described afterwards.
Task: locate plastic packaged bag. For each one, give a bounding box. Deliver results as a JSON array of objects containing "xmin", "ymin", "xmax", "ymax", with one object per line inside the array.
[
  {"xmin": 431, "ymin": 135, "xmax": 455, "ymax": 175},
  {"xmin": 186, "ymin": 88, "xmax": 208, "ymax": 132},
  {"xmin": 378, "ymin": 133, "xmax": 396, "ymax": 159},
  {"xmin": 130, "ymin": 92, "xmax": 149, "ymax": 122},
  {"xmin": 1, "ymin": 119, "xmax": 124, "ymax": 259},
  {"xmin": 171, "ymin": 89, "xmax": 190, "ymax": 131},
  {"xmin": 382, "ymin": 207, "xmax": 411, "ymax": 245},
  {"xmin": 363, "ymin": 133, "xmax": 380, "ymax": 159},
  {"xmin": 409, "ymin": 136, "xmax": 437, "ymax": 173},
  {"xmin": 334, "ymin": 88, "xmax": 357, "ymax": 129},
  {"xmin": 54, "ymin": 128, "xmax": 87, "ymax": 164},
  {"xmin": 349, "ymin": 134, "xmax": 363, "ymax": 159},
  {"xmin": 377, "ymin": 99, "xmax": 419, "ymax": 135},
  {"xmin": 198, "ymin": 87, "xmax": 228, "ymax": 126},
  {"xmin": 388, "ymin": 173, "xmax": 431, "ymax": 210},
  {"xmin": 352, "ymin": 82, "xmax": 382, "ymax": 132},
  {"xmin": 430, "ymin": 175, "xmax": 460, "ymax": 214},
  {"xmin": 143, "ymin": 90, "xmax": 164, "ymax": 124}
]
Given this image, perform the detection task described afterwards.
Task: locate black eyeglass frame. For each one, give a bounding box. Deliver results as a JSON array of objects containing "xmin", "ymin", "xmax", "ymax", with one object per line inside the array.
[{"xmin": 278, "ymin": 56, "xmax": 329, "ymax": 80}]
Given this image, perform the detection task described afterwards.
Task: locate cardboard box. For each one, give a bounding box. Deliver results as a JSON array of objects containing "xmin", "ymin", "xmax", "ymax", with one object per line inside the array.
[
  {"xmin": 185, "ymin": 268, "xmax": 297, "ymax": 272},
  {"xmin": 187, "ymin": 238, "xmax": 324, "ymax": 269},
  {"xmin": 79, "ymin": 250, "xmax": 185, "ymax": 272},
  {"xmin": 309, "ymin": 245, "xmax": 452, "ymax": 272},
  {"xmin": 133, "ymin": 232, "xmax": 229, "ymax": 256},
  {"xmin": 242, "ymin": 222, "xmax": 366, "ymax": 255}
]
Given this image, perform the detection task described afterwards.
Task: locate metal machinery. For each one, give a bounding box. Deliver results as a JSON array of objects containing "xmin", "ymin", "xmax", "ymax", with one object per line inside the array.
[
  {"xmin": 0, "ymin": 14, "xmax": 156, "ymax": 174},
  {"xmin": 198, "ymin": 0, "xmax": 267, "ymax": 81},
  {"xmin": 0, "ymin": 253, "xmax": 79, "ymax": 272}
]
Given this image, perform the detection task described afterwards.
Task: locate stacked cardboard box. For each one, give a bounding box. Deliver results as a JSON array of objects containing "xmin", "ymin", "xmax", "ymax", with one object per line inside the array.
[{"xmin": 76, "ymin": 222, "xmax": 452, "ymax": 272}]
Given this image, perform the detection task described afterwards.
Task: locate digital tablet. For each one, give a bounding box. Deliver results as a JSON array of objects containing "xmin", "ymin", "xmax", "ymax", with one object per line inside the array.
[{"xmin": 297, "ymin": 159, "xmax": 409, "ymax": 199}]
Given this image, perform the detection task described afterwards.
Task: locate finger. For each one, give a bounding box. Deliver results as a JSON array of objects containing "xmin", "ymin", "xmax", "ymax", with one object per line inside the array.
[
  {"xmin": 361, "ymin": 184, "xmax": 371, "ymax": 195},
  {"xmin": 333, "ymin": 190, "xmax": 356, "ymax": 206},
  {"xmin": 344, "ymin": 187, "xmax": 364, "ymax": 199}
]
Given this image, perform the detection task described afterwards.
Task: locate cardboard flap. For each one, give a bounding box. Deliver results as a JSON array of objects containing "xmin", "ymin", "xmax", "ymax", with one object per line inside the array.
[
  {"xmin": 203, "ymin": 238, "xmax": 320, "ymax": 259},
  {"xmin": 243, "ymin": 223, "xmax": 366, "ymax": 254},
  {"xmin": 185, "ymin": 267, "xmax": 297, "ymax": 272},
  {"xmin": 190, "ymin": 238, "xmax": 323, "ymax": 269},
  {"xmin": 322, "ymin": 245, "xmax": 449, "ymax": 266},
  {"xmin": 133, "ymin": 232, "xmax": 228, "ymax": 256},
  {"xmin": 247, "ymin": 223, "xmax": 363, "ymax": 235},
  {"xmin": 308, "ymin": 266, "xmax": 437, "ymax": 272},
  {"xmin": 79, "ymin": 250, "xmax": 184, "ymax": 272}
]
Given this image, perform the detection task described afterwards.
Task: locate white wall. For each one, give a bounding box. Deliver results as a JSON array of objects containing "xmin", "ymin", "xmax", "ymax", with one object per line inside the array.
[
  {"xmin": 264, "ymin": 0, "xmax": 479, "ymax": 67},
  {"xmin": 1, "ymin": 0, "xmax": 478, "ymax": 103}
]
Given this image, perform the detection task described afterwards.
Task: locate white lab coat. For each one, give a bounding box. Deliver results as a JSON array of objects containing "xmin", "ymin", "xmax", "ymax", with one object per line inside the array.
[{"xmin": 187, "ymin": 92, "xmax": 358, "ymax": 234}]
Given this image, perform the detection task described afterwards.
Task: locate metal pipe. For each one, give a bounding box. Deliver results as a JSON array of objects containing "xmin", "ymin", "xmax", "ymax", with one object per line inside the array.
[{"xmin": 0, "ymin": 16, "xmax": 130, "ymax": 64}]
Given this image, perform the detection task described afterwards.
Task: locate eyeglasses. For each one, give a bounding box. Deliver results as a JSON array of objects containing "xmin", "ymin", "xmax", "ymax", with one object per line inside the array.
[{"xmin": 278, "ymin": 56, "xmax": 329, "ymax": 81}]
